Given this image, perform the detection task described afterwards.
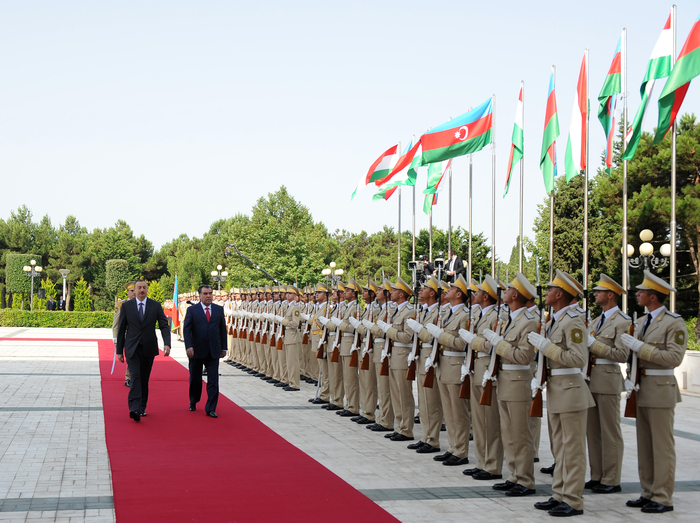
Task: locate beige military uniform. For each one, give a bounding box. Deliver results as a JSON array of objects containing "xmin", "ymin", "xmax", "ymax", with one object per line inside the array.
[
  {"xmin": 338, "ymin": 300, "xmax": 361, "ymax": 414},
  {"xmin": 634, "ymin": 307, "xmax": 687, "ymax": 506},
  {"xmin": 436, "ymin": 304, "xmax": 470, "ymax": 458},
  {"xmin": 542, "ymin": 304, "xmax": 595, "ymax": 511},
  {"xmin": 493, "ymin": 307, "xmax": 538, "ymax": 488},
  {"xmin": 469, "ymin": 305, "xmax": 504, "ymax": 475},
  {"xmin": 369, "ymin": 303, "xmax": 394, "ymax": 429},
  {"xmin": 527, "ymin": 304, "xmax": 542, "ymax": 459},
  {"xmin": 326, "ymin": 301, "xmax": 346, "ymax": 408},
  {"xmin": 587, "ymin": 307, "xmax": 630, "ymax": 487},
  {"xmin": 416, "ymin": 303, "xmax": 443, "ymax": 448},
  {"xmin": 311, "ymin": 301, "xmax": 330, "ymax": 402},
  {"xmin": 386, "ymin": 301, "xmax": 416, "ymax": 437},
  {"xmin": 356, "ymin": 302, "xmax": 380, "ymax": 422},
  {"xmin": 282, "ymin": 300, "xmax": 302, "ymax": 389}
]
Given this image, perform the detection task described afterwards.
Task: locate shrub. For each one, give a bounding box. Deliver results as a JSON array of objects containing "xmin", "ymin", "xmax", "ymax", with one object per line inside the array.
[
  {"xmin": 73, "ymin": 278, "xmax": 92, "ymax": 312},
  {"xmin": 105, "ymin": 260, "xmax": 130, "ymax": 297},
  {"xmin": 688, "ymin": 317, "xmax": 699, "ymax": 351},
  {"xmin": 147, "ymin": 280, "xmax": 165, "ymax": 304},
  {"xmin": 0, "ymin": 310, "xmax": 112, "ymax": 328}
]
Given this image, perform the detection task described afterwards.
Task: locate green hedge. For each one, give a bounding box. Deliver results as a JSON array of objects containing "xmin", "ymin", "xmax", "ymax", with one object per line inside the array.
[
  {"xmin": 0, "ymin": 310, "xmax": 112, "ymax": 328},
  {"xmin": 688, "ymin": 318, "xmax": 699, "ymax": 351}
]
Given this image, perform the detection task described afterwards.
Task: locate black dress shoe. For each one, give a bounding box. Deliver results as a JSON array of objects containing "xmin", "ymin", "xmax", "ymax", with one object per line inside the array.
[
  {"xmin": 311, "ymin": 398, "xmax": 329, "ymax": 405},
  {"xmin": 548, "ymin": 501, "xmax": 583, "ymax": 517},
  {"xmin": 414, "ymin": 415, "xmax": 420, "ymax": 423},
  {"xmin": 124, "ymin": 379, "xmax": 131, "ymax": 387},
  {"xmin": 366, "ymin": 423, "xmax": 378, "ymax": 430},
  {"xmin": 206, "ymin": 411, "xmax": 218, "ymax": 418},
  {"xmin": 534, "ymin": 457, "xmax": 540, "ymax": 462},
  {"xmin": 254, "ymin": 372, "xmax": 265, "ymax": 377},
  {"xmin": 384, "ymin": 432, "xmax": 398, "ymax": 439},
  {"xmin": 350, "ymin": 415, "xmax": 362, "ymax": 422},
  {"xmin": 534, "ymin": 497, "xmax": 560, "ymax": 511},
  {"xmin": 442, "ymin": 455, "xmax": 469, "ymax": 466},
  {"xmin": 472, "ymin": 471, "xmax": 503, "ymax": 480},
  {"xmin": 540, "ymin": 463, "xmax": 556, "ymax": 475},
  {"xmin": 626, "ymin": 496, "xmax": 651, "ymax": 508},
  {"xmin": 390, "ymin": 433, "xmax": 414, "ymax": 442},
  {"xmin": 469, "ymin": 433, "xmax": 473, "ymax": 440},
  {"xmin": 505, "ymin": 484, "xmax": 536, "ymax": 497},
  {"xmin": 339, "ymin": 411, "xmax": 358, "ymax": 417},
  {"xmin": 269, "ymin": 379, "xmax": 280, "ymax": 385},
  {"xmin": 493, "ymin": 480, "xmax": 516, "ymax": 491},
  {"xmin": 584, "ymin": 479, "xmax": 601, "ymax": 490},
  {"xmin": 139, "ymin": 411, "xmax": 147, "ymax": 417},
  {"xmin": 440, "ymin": 424, "xmax": 446, "ymax": 431},
  {"xmin": 641, "ymin": 501, "xmax": 673, "ymax": 513},
  {"xmin": 283, "ymin": 386, "xmax": 300, "ymax": 391},
  {"xmin": 189, "ymin": 403, "xmax": 196, "ymax": 411},
  {"xmin": 274, "ymin": 382, "xmax": 287, "ymax": 387},
  {"xmin": 591, "ymin": 484, "xmax": 621, "ymax": 494},
  {"xmin": 407, "ymin": 441, "xmax": 425, "ymax": 450},
  {"xmin": 357, "ymin": 418, "xmax": 373, "ymax": 425},
  {"xmin": 416, "ymin": 444, "xmax": 440, "ymax": 454},
  {"xmin": 433, "ymin": 452, "xmax": 453, "ymax": 462},
  {"xmin": 371, "ymin": 425, "xmax": 394, "ymax": 432},
  {"xmin": 129, "ymin": 411, "xmax": 141, "ymax": 422},
  {"xmin": 463, "ymin": 467, "xmax": 482, "ymax": 476},
  {"xmin": 335, "ymin": 409, "xmax": 349, "ymax": 415}
]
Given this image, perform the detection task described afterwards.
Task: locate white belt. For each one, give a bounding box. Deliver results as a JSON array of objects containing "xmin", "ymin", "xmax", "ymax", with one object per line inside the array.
[
  {"xmin": 477, "ymin": 352, "xmax": 490, "ymax": 358},
  {"xmin": 594, "ymin": 358, "xmax": 618, "ymax": 365},
  {"xmin": 343, "ymin": 333, "xmax": 354, "ymax": 337},
  {"xmin": 644, "ymin": 369, "xmax": 675, "ymax": 376},
  {"xmin": 550, "ymin": 368, "xmax": 583, "ymax": 376},
  {"xmin": 374, "ymin": 339, "xmax": 385, "ymax": 344},
  {"xmin": 443, "ymin": 351, "xmax": 465, "ymax": 358},
  {"xmin": 328, "ymin": 332, "xmax": 336, "ymax": 336},
  {"xmin": 502, "ymin": 364, "xmax": 531, "ymax": 371},
  {"xmin": 393, "ymin": 343, "xmax": 412, "ymax": 348},
  {"xmin": 422, "ymin": 343, "xmax": 433, "ymax": 348}
]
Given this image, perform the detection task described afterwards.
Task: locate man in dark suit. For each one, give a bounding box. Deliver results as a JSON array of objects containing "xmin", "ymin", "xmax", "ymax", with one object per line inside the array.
[
  {"xmin": 446, "ymin": 250, "xmax": 464, "ymax": 283},
  {"xmin": 184, "ymin": 284, "xmax": 227, "ymax": 418},
  {"xmin": 117, "ymin": 280, "xmax": 172, "ymax": 422},
  {"xmin": 58, "ymin": 295, "xmax": 66, "ymax": 311},
  {"xmin": 46, "ymin": 297, "xmax": 57, "ymax": 311}
]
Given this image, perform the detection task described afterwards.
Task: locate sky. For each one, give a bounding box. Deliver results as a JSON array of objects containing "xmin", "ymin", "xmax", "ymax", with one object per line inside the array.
[{"xmin": 1, "ymin": 0, "xmax": 698, "ymax": 264}]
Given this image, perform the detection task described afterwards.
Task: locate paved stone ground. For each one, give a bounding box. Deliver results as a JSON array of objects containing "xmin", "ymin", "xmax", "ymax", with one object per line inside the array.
[{"xmin": 1, "ymin": 327, "xmax": 699, "ymax": 522}]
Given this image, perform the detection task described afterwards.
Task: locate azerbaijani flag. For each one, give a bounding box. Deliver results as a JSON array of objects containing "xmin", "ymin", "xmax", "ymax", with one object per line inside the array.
[
  {"xmin": 373, "ymin": 140, "xmax": 422, "ymax": 201},
  {"xmin": 564, "ymin": 53, "xmax": 588, "ymax": 181},
  {"xmin": 504, "ymin": 84, "xmax": 523, "ymax": 198},
  {"xmin": 171, "ymin": 275, "xmax": 179, "ymax": 332},
  {"xmin": 654, "ymin": 12, "xmax": 700, "ymax": 143},
  {"xmin": 598, "ymin": 36, "xmax": 622, "ymax": 173},
  {"xmin": 540, "ymin": 71, "xmax": 559, "ymax": 194},
  {"xmin": 423, "ymin": 159, "xmax": 451, "ymax": 215},
  {"xmin": 623, "ymin": 12, "xmax": 672, "ymax": 159},
  {"xmin": 420, "ymin": 98, "xmax": 493, "ymax": 165},
  {"xmin": 351, "ymin": 144, "xmax": 399, "ymax": 199}
]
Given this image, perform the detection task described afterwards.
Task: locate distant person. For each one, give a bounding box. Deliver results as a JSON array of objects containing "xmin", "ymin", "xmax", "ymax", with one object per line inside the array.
[
  {"xmin": 116, "ymin": 280, "xmax": 171, "ymax": 422},
  {"xmin": 184, "ymin": 285, "xmax": 227, "ymax": 418},
  {"xmin": 58, "ymin": 295, "xmax": 66, "ymax": 311},
  {"xmin": 46, "ymin": 296, "xmax": 57, "ymax": 311},
  {"xmin": 446, "ymin": 250, "xmax": 464, "ymax": 282}
]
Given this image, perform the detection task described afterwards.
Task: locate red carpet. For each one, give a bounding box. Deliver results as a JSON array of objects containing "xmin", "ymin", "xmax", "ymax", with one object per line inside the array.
[{"xmin": 93, "ymin": 339, "xmax": 399, "ymax": 523}]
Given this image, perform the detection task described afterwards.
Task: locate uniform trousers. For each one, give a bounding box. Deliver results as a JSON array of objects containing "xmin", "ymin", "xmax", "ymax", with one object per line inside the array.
[
  {"xmin": 327, "ymin": 336, "xmax": 344, "ymax": 407},
  {"xmin": 388, "ymin": 361, "xmax": 414, "ymax": 437},
  {"xmin": 285, "ymin": 341, "xmax": 301, "ymax": 389},
  {"xmin": 375, "ymin": 358, "xmax": 394, "ymax": 429},
  {"xmin": 341, "ymin": 354, "xmax": 359, "ymax": 413},
  {"xmin": 498, "ymin": 398, "xmax": 534, "ymax": 488},
  {"xmin": 311, "ymin": 334, "xmax": 330, "ymax": 401},
  {"xmin": 437, "ymin": 380, "xmax": 469, "ymax": 458},
  {"xmin": 637, "ymin": 406, "xmax": 676, "ymax": 506},
  {"xmin": 529, "ymin": 414, "xmax": 541, "ymax": 459},
  {"xmin": 359, "ymin": 359, "xmax": 377, "ymax": 421},
  {"xmin": 418, "ymin": 347, "xmax": 442, "ymax": 447},
  {"xmin": 470, "ymin": 377, "xmax": 503, "ymax": 474},
  {"xmin": 550, "ymin": 409, "xmax": 588, "ymax": 510},
  {"xmin": 587, "ymin": 392, "xmax": 624, "ymax": 486}
]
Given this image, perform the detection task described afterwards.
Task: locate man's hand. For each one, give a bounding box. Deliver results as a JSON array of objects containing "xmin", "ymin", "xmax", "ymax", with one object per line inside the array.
[
  {"xmin": 186, "ymin": 348, "xmax": 194, "ymax": 359},
  {"xmin": 621, "ymin": 333, "xmax": 643, "ymax": 353},
  {"xmin": 220, "ymin": 351, "xmax": 227, "ymax": 358},
  {"xmin": 163, "ymin": 345, "xmax": 171, "ymax": 357},
  {"xmin": 117, "ymin": 354, "xmax": 124, "ymax": 363}
]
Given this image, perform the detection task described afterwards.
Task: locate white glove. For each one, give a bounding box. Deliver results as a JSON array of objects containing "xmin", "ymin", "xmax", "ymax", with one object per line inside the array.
[
  {"xmin": 275, "ymin": 315, "xmax": 284, "ymax": 323},
  {"xmin": 624, "ymin": 379, "xmax": 634, "ymax": 393},
  {"xmin": 531, "ymin": 377, "xmax": 540, "ymax": 396},
  {"xmin": 426, "ymin": 323, "xmax": 444, "ymax": 338},
  {"xmin": 527, "ymin": 332, "xmax": 551, "ymax": 353},
  {"xmin": 300, "ymin": 313, "xmax": 310, "ymax": 321},
  {"xmin": 407, "ymin": 353, "xmax": 415, "ymax": 366},
  {"xmin": 483, "ymin": 329, "xmax": 503, "ymax": 346},
  {"xmin": 587, "ymin": 333, "xmax": 595, "ymax": 348},
  {"xmin": 254, "ymin": 313, "xmax": 261, "ymax": 320},
  {"xmin": 113, "ymin": 338, "xmax": 117, "ymax": 347},
  {"xmin": 349, "ymin": 317, "xmax": 360, "ymax": 329},
  {"xmin": 406, "ymin": 318, "xmax": 423, "ymax": 334},
  {"xmin": 380, "ymin": 348, "xmax": 388, "ymax": 361},
  {"xmin": 621, "ymin": 333, "xmax": 643, "ymax": 353},
  {"xmin": 459, "ymin": 329, "xmax": 476, "ymax": 344},
  {"xmin": 424, "ymin": 356, "xmax": 433, "ymax": 373},
  {"xmin": 376, "ymin": 320, "xmax": 391, "ymax": 333},
  {"xmin": 318, "ymin": 316, "xmax": 329, "ymax": 327},
  {"xmin": 361, "ymin": 319, "xmax": 373, "ymax": 330},
  {"xmin": 331, "ymin": 317, "xmax": 342, "ymax": 327},
  {"xmin": 460, "ymin": 363, "xmax": 468, "ymax": 381}
]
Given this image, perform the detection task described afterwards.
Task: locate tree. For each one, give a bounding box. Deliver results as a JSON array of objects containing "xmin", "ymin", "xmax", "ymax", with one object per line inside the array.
[
  {"xmin": 47, "ymin": 216, "xmax": 90, "ymax": 312},
  {"xmin": 35, "ymin": 277, "xmax": 58, "ymax": 311},
  {"xmin": 5, "ymin": 253, "xmax": 41, "ymax": 310},
  {"xmin": 72, "ymin": 278, "xmax": 92, "ymax": 312},
  {"xmin": 105, "ymin": 259, "xmax": 130, "ymax": 302},
  {"xmin": 147, "ymin": 280, "xmax": 165, "ymax": 304}
]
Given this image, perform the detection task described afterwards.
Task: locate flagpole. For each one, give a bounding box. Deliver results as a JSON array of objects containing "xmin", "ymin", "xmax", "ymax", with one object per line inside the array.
[
  {"xmin": 491, "ymin": 94, "xmax": 496, "ymax": 277},
  {"xmin": 670, "ymin": 6, "xmax": 677, "ymax": 312},
  {"xmin": 519, "ymin": 81, "xmax": 525, "ymax": 273},
  {"xmin": 469, "ymin": 154, "xmax": 473, "ymax": 282},
  {"xmin": 398, "ymin": 186, "xmax": 402, "ymax": 277},
  {"xmin": 429, "ymin": 206, "xmax": 433, "ymax": 262},
  {"xmin": 549, "ymin": 66, "xmax": 556, "ymax": 282},
  {"xmin": 448, "ymin": 164, "xmax": 452, "ymax": 256},
  {"xmin": 621, "ymin": 28, "xmax": 629, "ymax": 314},
  {"xmin": 412, "ymin": 185, "xmax": 416, "ymax": 261},
  {"xmin": 583, "ymin": 48, "xmax": 590, "ymax": 310}
]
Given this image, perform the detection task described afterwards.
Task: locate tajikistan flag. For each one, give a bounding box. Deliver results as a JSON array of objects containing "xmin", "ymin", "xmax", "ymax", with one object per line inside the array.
[
  {"xmin": 373, "ymin": 140, "xmax": 422, "ymax": 201},
  {"xmin": 564, "ymin": 53, "xmax": 588, "ymax": 181},
  {"xmin": 623, "ymin": 12, "xmax": 672, "ymax": 159},
  {"xmin": 351, "ymin": 144, "xmax": 399, "ymax": 199},
  {"xmin": 423, "ymin": 159, "xmax": 451, "ymax": 215},
  {"xmin": 504, "ymin": 84, "xmax": 523, "ymax": 198}
]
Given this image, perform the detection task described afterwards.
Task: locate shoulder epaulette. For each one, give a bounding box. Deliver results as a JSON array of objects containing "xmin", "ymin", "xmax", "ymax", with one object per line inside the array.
[
  {"xmin": 524, "ymin": 311, "xmax": 535, "ymax": 320},
  {"xmin": 666, "ymin": 311, "xmax": 682, "ymax": 319},
  {"xmin": 618, "ymin": 311, "xmax": 631, "ymax": 321},
  {"xmin": 576, "ymin": 306, "xmax": 585, "ymax": 313},
  {"xmin": 406, "ymin": 304, "xmax": 414, "ymax": 310},
  {"xmin": 567, "ymin": 310, "xmax": 579, "ymax": 318}
]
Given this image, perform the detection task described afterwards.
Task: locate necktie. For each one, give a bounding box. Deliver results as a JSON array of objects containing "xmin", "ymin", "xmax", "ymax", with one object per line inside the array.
[
  {"xmin": 547, "ymin": 316, "xmax": 556, "ymax": 336},
  {"xmin": 206, "ymin": 307, "xmax": 211, "ymax": 322},
  {"xmin": 642, "ymin": 314, "xmax": 652, "ymax": 336},
  {"xmin": 138, "ymin": 302, "xmax": 144, "ymax": 319},
  {"xmin": 597, "ymin": 312, "xmax": 606, "ymax": 332}
]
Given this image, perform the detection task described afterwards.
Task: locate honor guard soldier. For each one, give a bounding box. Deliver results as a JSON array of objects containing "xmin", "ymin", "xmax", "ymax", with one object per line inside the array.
[
  {"xmin": 279, "ymin": 285, "xmax": 302, "ymax": 391},
  {"xmin": 113, "ymin": 281, "xmax": 136, "ymax": 387},
  {"xmin": 405, "ymin": 276, "xmax": 443, "ymax": 453},
  {"xmin": 528, "ymin": 270, "xmax": 595, "ymax": 517},
  {"xmin": 333, "ymin": 279, "xmax": 362, "ymax": 417},
  {"xmin": 309, "ymin": 283, "xmax": 331, "ymax": 405},
  {"xmin": 363, "ymin": 278, "xmax": 395, "ymax": 432},
  {"xmin": 526, "ymin": 293, "xmax": 542, "ymax": 463},
  {"xmin": 621, "ymin": 270, "xmax": 687, "ymax": 513},
  {"xmin": 481, "ymin": 273, "xmax": 539, "ymax": 496},
  {"xmin": 350, "ymin": 280, "xmax": 380, "ymax": 425},
  {"xmin": 427, "ymin": 274, "xmax": 471, "ymax": 466},
  {"xmin": 318, "ymin": 284, "xmax": 346, "ymax": 411},
  {"xmin": 585, "ymin": 274, "xmax": 630, "ymax": 495},
  {"xmin": 459, "ymin": 274, "xmax": 504, "ymax": 478}
]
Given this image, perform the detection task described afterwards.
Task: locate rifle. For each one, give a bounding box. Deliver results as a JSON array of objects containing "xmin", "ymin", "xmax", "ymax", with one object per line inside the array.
[
  {"xmin": 459, "ymin": 281, "xmax": 474, "ymax": 398},
  {"xmin": 530, "ymin": 259, "xmax": 547, "ymax": 417},
  {"xmin": 248, "ymin": 287, "xmax": 256, "ymax": 343},
  {"xmin": 301, "ymin": 294, "xmax": 311, "ymax": 345},
  {"xmin": 583, "ymin": 287, "xmax": 593, "ymax": 381},
  {"xmin": 316, "ymin": 299, "xmax": 331, "ymax": 359},
  {"xmin": 361, "ymin": 304, "xmax": 374, "ymax": 371},
  {"xmin": 349, "ymin": 300, "xmax": 361, "ymax": 367},
  {"xmin": 330, "ymin": 294, "xmax": 341, "ymax": 362},
  {"xmin": 480, "ymin": 262, "xmax": 502, "ymax": 406},
  {"xmin": 275, "ymin": 298, "xmax": 285, "ymax": 351},
  {"xmin": 423, "ymin": 258, "xmax": 444, "ymax": 388},
  {"xmin": 624, "ymin": 312, "xmax": 639, "ymax": 418}
]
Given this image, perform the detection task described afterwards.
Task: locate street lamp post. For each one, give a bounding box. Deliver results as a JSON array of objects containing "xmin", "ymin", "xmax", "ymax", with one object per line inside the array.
[
  {"xmin": 59, "ymin": 269, "xmax": 70, "ymax": 307},
  {"xmin": 211, "ymin": 264, "xmax": 228, "ymax": 291},
  {"xmin": 23, "ymin": 260, "xmax": 43, "ymax": 312},
  {"xmin": 321, "ymin": 261, "xmax": 344, "ymax": 287},
  {"xmin": 626, "ymin": 229, "xmax": 671, "ymax": 271}
]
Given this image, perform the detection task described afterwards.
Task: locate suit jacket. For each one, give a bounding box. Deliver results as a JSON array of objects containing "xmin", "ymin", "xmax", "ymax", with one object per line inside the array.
[
  {"xmin": 184, "ymin": 302, "xmax": 227, "ymax": 359},
  {"xmin": 46, "ymin": 299, "xmax": 57, "ymax": 311},
  {"xmin": 58, "ymin": 299, "xmax": 66, "ymax": 311},
  {"xmin": 447, "ymin": 256, "xmax": 464, "ymax": 281},
  {"xmin": 436, "ymin": 305, "xmax": 469, "ymax": 384},
  {"xmin": 589, "ymin": 308, "xmax": 630, "ymax": 395},
  {"xmin": 494, "ymin": 308, "xmax": 538, "ymax": 401},
  {"xmin": 117, "ymin": 298, "xmax": 171, "ymax": 359},
  {"xmin": 386, "ymin": 302, "xmax": 416, "ymax": 371}
]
